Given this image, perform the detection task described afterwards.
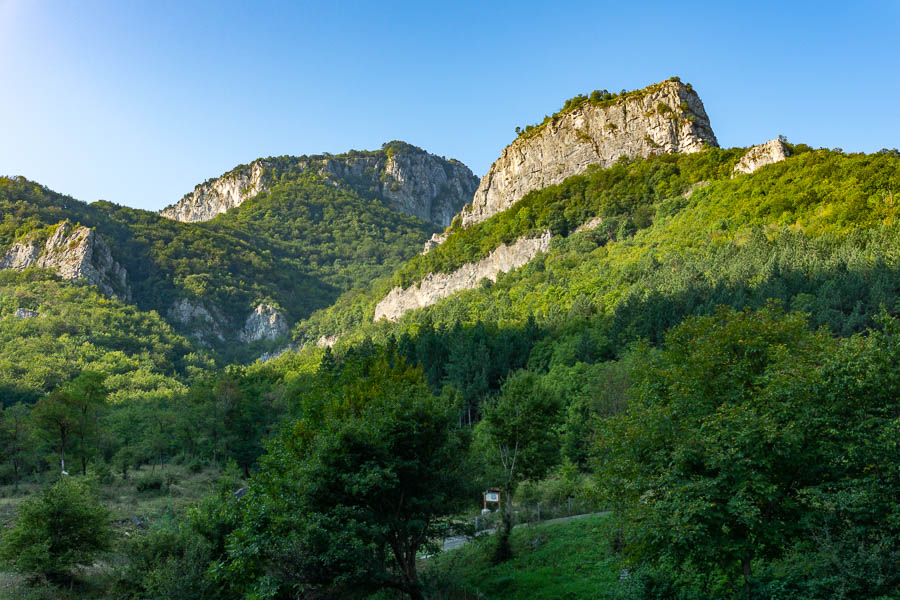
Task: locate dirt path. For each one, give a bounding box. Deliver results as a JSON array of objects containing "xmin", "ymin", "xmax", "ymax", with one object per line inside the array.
[{"xmin": 440, "ymin": 512, "xmax": 607, "ymax": 552}]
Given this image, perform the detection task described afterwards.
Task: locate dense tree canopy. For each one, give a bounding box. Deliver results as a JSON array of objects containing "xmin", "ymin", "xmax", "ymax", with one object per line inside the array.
[
  {"xmin": 595, "ymin": 306, "xmax": 900, "ymax": 596},
  {"xmin": 215, "ymin": 348, "xmax": 470, "ymax": 599}
]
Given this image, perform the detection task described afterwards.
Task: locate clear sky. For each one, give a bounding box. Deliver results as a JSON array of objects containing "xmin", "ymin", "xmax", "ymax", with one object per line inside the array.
[{"xmin": 1, "ymin": 0, "xmax": 898, "ymax": 212}]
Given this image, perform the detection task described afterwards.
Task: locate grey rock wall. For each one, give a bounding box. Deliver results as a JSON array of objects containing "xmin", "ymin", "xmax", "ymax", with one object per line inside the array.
[
  {"xmin": 1, "ymin": 221, "xmax": 130, "ymax": 300},
  {"xmin": 733, "ymin": 139, "xmax": 790, "ymax": 175},
  {"xmin": 240, "ymin": 303, "xmax": 289, "ymax": 342},
  {"xmin": 160, "ymin": 144, "xmax": 478, "ymax": 228},
  {"xmin": 374, "ymin": 231, "xmax": 552, "ymax": 322},
  {"xmin": 161, "ymin": 161, "xmax": 267, "ymax": 223},
  {"xmin": 460, "ymin": 80, "xmax": 718, "ymax": 227}
]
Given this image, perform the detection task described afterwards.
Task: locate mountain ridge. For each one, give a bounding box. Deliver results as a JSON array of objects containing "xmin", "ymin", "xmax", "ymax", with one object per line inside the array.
[{"xmin": 160, "ymin": 141, "xmax": 478, "ymax": 227}]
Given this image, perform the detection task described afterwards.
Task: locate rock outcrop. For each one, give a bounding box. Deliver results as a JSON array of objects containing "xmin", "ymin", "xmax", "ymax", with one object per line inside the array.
[
  {"xmin": 422, "ymin": 232, "xmax": 449, "ymax": 254},
  {"xmin": 160, "ymin": 142, "xmax": 479, "ymax": 227},
  {"xmin": 460, "ymin": 79, "xmax": 718, "ymax": 227},
  {"xmin": 0, "ymin": 239, "xmax": 41, "ymax": 270},
  {"xmin": 374, "ymin": 231, "xmax": 552, "ymax": 321},
  {"xmin": 161, "ymin": 161, "xmax": 267, "ymax": 222},
  {"xmin": 316, "ymin": 334, "xmax": 338, "ymax": 348},
  {"xmin": 239, "ymin": 303, "xmax": 289, "ymax": 342},
  {"xmin": 167, "ymin": 298, "xmax": 225, "ymax": 344},
  {"xmin": 259, "ymin": 345, "xmax": 299, "ymax": 363},
  {"xmin": 733, "ymin": 139, "xmax": 790, "ymax": 175},
  {"xmin": 0, "ymin": 221, "xmax": 130, "ymax": 300}
]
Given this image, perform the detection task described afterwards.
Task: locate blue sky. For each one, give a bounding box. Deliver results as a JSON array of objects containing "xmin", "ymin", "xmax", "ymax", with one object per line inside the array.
[{"xmin": 1, "ymin": 0, "xmax": 898, "ymax": 212}]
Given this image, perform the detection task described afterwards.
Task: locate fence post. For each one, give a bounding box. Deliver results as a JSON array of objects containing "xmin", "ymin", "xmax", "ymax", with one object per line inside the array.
[
  {"xmin": 537, "ymin": 502, "xmax": 541, "ymax": 522},
  {"xmin": 475, "ymin": 516, "xmax": 479, "ymax": 532}
]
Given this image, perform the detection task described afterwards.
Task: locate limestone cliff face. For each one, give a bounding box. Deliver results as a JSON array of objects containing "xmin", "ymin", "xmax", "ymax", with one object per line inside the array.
[
  {"xmin": 733, "ymin": 139, "xmax": 790, "ymax": 175},
  {"xmin": 461, "ymin": 79, "xmax": 718, "ymax": 227},
  {"xmin": 168, "ymin": 299, "xmax": 289, "ymax": 346},
  {"xmin": 320, "ymin": 147, "xmax": 479, "ymax": 227},
  {"xmin": 160, "ymin": 142, "xmax": 478, "ymax": 227},
  {"xmin": 161, "ymin": 161, "xmax": 267, "ymax": 222},
  {"xmin": 0, "ymin": 221, "xmax": 130, "ymax": 300},
  {"xmin": 374, "ymin": 231, "xmax": 552, "ymax": 321},
  {"xmin": 239, "ymin": 303, "xmax": 289, "ymax": 342},
  {"xmin": 167, "ymin": 298, "xmax": 226, "ymax": 345}
]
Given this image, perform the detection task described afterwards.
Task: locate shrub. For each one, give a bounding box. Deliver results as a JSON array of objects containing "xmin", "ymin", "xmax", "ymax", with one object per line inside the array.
[
  {"xmin": 89, "ymin": 461, "xmax": 114, "ymax": 485},
  {"xmin": 114, "ymin": 521, "xmax": 216, "ymax": 600},
  {"xmin": 186, "ymin": 458, "xmax": 205, "ymax": 473},
  {"xmin": 0, "ymin": 477, "xmax": 111, "ymax": 581},
  {"xmin": 135, "ymin": 473, "xmax": 164, "ymax": 493}
]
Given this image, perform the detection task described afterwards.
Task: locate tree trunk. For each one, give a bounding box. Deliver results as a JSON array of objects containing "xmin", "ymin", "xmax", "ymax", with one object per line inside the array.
[
  {"xmin": 59, "ymin": 426, "xmax": 68, "ymax": 474},
  {"xmin": 742, "ymin": 552, "xmax": 753, "ymax": 585},
  {"xmin": 406, "ymin": 585, "xmax": 424, "ymax": 600},
  {"xmin": 402, "ymin": 553, "xmax": 422, "ymax": 600},
  {"xmin": 492, "ymin": 490, "xmax": 513, "ymax": 563},
  {"xmin": 81, "ymin": 455, "xmax": 87, "ymax": 476}
]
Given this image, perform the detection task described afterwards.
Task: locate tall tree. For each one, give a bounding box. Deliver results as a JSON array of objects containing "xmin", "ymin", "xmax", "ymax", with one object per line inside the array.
[
  {"xmin": 480, "ymin": 369, "xmax": 562, "ymax": 561},
  {"xmin": 218, "ymin": 351, "xmax": 470, "ymax": 600},
  {"xmin": 595, "ymin": 306, "xmax": 834, "ymax": 588},
  {"xmin": 0, "ymin": 403, "xmax": 32, "ymax": 491},
  {"xmin": 32, "ymin": 371, "xmax": 107, "ymax": 475}
]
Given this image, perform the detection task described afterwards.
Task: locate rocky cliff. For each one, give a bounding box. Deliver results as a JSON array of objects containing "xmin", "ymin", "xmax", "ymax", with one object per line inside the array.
[
  {"xmin": 167, "ymin": 298, "xmax": 226, "ymax": 345},
  {"xmin": 374, "ymin": 231, "xmax": 552, "ymax": 321},
  {"xmin": 0, "ymin": 221, "xmax": 130, "ymax": 300},
  {"xmin": 161, "ymin": 161, "xmax": 267, "ymax": 222},
  {"xmin": 460, "ymin": 79, "xmax": 718, "ymax": 227},
  {"xmin": 733, "ymin": 139, "xmax": 790, "ymax": 175},
  {"xmin": 239, "ymin": 303, "xmax": 289, "ymax": 342},
  {"xmin": 160, "ymin": 142, "xmax": 479, "ymax": 227}
]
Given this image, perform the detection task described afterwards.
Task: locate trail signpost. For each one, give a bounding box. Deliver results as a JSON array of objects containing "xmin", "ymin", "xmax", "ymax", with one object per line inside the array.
[{"xmin": 482, "ymin": 488, "xmax": 501, "ymax": 514}]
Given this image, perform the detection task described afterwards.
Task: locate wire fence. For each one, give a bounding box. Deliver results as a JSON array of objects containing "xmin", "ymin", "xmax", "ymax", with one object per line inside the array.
[{"xmin": 469, "ymin": 496, "xmax": 599, "ymax": 533}]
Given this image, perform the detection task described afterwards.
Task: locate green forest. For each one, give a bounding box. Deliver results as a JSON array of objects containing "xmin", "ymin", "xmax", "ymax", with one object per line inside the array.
[
  {"xmin": 0, "ymin": 146, "xmax": 440, "ymax": 362},
  {"xmin": 1, "ymin": 141, "xmax": 899, "ymax": 599}
]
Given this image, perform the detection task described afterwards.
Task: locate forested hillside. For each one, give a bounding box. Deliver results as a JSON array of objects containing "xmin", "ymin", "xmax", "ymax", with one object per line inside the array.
[
  {"xmin": 2, "ymin": 90, "xmax": 899, "ymax": 598},
  {"xmin": 0, "ymin": 158, "xmax": 442, "ymax": 360},
  {"xmin": 0, "ymin": 269, "xmax": 206, "ymax": 404},
  {"xmin": 296, "ymin": 145, "xmax": 900, "ymax": 347}
]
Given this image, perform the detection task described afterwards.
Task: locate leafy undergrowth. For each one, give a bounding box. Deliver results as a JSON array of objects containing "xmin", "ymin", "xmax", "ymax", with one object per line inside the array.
[
  {"xmin": 0, "ymin": 463, "xmax": 233, "ymax": 600},
  {"xmin": 424, "ymin": 514, "xmax": 621, "ymax": 600}
]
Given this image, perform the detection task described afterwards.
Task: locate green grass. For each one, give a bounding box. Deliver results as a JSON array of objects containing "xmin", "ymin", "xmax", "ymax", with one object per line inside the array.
[
  {"xmin": 0, "ymin": 463, "xmax": 226, "ymax": 525},
  {"xmin": 424, "ymin": 514, "xmax": 622, "ymax": 600}
]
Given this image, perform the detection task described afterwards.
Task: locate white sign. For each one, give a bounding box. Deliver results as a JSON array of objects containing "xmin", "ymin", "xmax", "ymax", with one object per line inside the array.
[{"xmin": 485, "ymin": 492, "xmax": 500, "ymax": 503}]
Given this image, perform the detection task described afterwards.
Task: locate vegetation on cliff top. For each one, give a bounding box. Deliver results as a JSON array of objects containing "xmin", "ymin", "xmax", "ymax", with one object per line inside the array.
[{"xmin": 514, "ymin": 76, "xmax": 691, "ymax": 142}]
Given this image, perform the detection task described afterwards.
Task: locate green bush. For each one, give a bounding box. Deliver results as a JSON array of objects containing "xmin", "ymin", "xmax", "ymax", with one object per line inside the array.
[
  {"xmin": 186, "ymin": 458, "xmax": 205, "ymax": 473},
  {"xmin": 135, "ymin": 473, "xmax": 164, "ymax": 493},
  {"xmin": 89, "ymin": 461, "xmax": 114, "ymax": 485},
  {"xmin": 114, "ymin": 521, "xmax": 216, "ymax": 600},
  {"xmin": 0, "ymin": 477, "xmax": 111, "ymax": 581}
]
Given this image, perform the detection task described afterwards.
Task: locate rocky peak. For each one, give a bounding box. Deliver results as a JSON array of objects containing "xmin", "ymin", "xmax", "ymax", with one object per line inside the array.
[
  {"xmin": 160, "ymin": 142, "xmax": 479, "ymax": 227},
  {"xmin": 460, "ymin": 78, "xmax": 718, "ymax": 228},
  {"xmin": 161, "ymin": 161, "xmax": 267, "ymax": 223},
  {"xmin": 733, "ymin": 138, "xmax": 790, "ymax": 175},
  {"xmin": 0, "ymin": 221, "xmax": 130, "ymax": 300}
]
